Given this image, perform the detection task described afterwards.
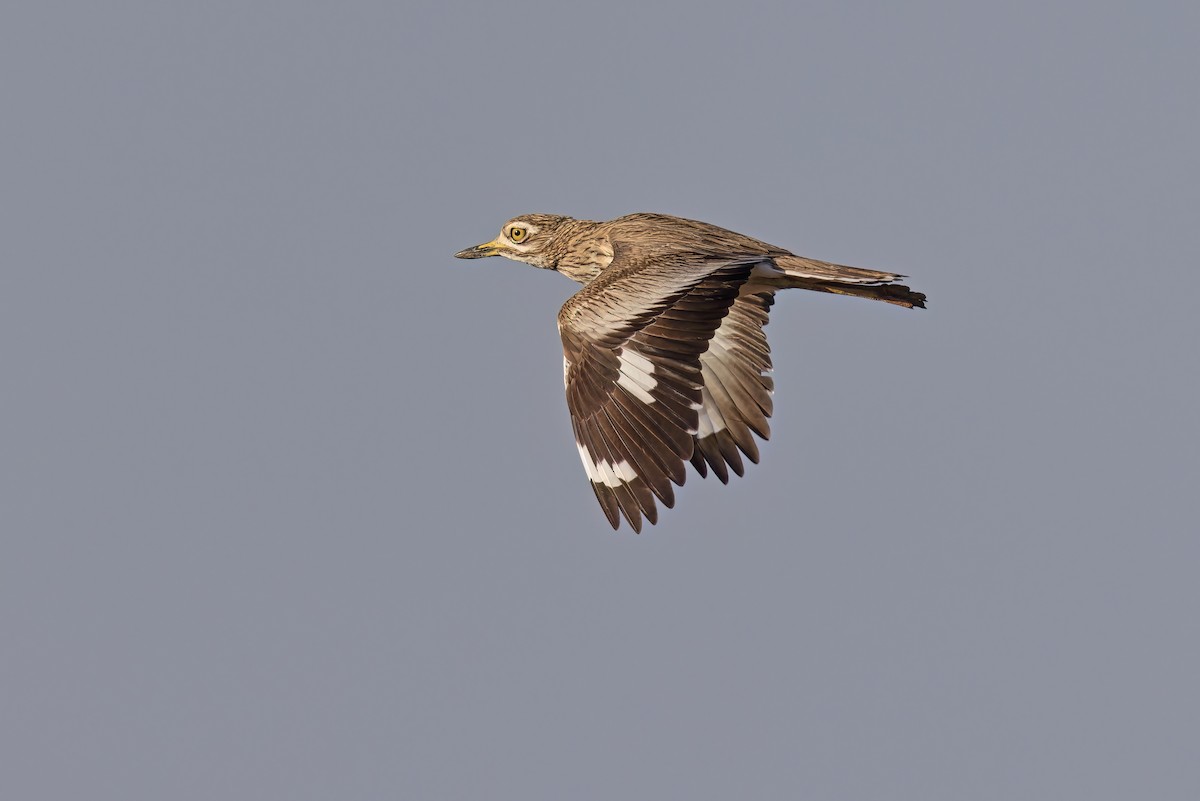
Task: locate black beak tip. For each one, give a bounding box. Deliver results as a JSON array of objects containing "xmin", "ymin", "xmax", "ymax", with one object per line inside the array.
[{"xmin": 454, "ymin": 245, "xmax": 492, "ymax": 260}]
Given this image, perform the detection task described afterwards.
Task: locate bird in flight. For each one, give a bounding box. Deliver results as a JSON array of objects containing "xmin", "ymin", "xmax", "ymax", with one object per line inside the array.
[{"xmin": 455, "ymin": 213, "xmax": 925, "ymax": 533}]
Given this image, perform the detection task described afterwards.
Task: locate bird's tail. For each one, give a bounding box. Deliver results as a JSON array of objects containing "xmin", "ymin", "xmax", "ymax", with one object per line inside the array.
[{"xmin": 774, "ymin": 255, "xmax": 927, "ymax": 309}]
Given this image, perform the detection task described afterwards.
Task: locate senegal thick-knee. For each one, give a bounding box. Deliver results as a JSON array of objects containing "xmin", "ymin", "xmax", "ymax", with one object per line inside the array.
[{"xmin": 455, "ymin": 212, "xmax": 925, "ymax": 533}]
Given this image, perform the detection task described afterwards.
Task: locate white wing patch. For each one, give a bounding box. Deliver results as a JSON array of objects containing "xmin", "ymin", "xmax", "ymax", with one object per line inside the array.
[
  {"xmin": 615, "ymin": 347, "xmax": 657, "ymax": 404},
  {"xmin": 576, "ymin": 442, "xmax": 639, "ymax": 487},
  {"xmin": 751, "ymin": 261, "xmax": 785, "ymax": 280}
]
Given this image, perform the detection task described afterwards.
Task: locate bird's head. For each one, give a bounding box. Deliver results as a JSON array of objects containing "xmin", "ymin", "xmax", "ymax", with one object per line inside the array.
[{"xmin": 454, "ymin": 214, "xmax": 572, "ymax": 269}]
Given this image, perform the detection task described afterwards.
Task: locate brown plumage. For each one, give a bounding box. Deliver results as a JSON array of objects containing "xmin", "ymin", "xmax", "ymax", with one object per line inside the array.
[{"xmin": 455, "ymin": 212, "xmax": 925, "ymax": 532}]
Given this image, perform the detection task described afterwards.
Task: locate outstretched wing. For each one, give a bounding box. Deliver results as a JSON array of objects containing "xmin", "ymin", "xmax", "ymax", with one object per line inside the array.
[
  {"xmin": 558, "ymin": 253, "xmax": 763, "ymax": 532},
  {"xmin": 690, "ymin": 290, "xmax": 776, "ymax": 483}
]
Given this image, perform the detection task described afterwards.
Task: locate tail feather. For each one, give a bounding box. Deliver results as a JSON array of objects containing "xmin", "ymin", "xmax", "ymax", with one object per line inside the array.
[
  {"xmin": 773, "ymin": 255, "xmax": 926, "ymax": 309},
  {"xmin": 794, "ymin": 279, "xmax": 926, "ymax": 308}
]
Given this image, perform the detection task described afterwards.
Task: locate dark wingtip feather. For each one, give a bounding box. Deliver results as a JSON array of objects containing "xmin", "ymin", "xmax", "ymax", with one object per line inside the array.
[{"xmin": 592, "ymin": 484, "xmax": 621, "ymax": 530}]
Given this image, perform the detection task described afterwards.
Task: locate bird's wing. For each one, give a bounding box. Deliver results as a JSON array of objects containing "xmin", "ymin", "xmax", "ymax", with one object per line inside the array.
[
  {"xmin": 690, "ymin": 290, "xmax": 776, "ymax": 483},
  {"xmin": 558, "ymin": 252, "xmax": 763, "ymax": 532}
]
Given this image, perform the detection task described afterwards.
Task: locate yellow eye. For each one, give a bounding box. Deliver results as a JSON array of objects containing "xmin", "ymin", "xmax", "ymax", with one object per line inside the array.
[{"xmin": 508, "ymin": 226, "xmax": 527, "ymax": 243}]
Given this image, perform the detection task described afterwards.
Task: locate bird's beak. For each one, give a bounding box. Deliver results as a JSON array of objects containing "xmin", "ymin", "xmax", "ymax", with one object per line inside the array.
[{"xmin": 454, "ymin": 238, "xmax": 503, "ymax": 259}]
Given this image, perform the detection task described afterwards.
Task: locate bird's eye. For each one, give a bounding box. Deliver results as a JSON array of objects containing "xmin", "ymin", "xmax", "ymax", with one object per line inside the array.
[{"xmin": 508, "ymin": 227, "xmax": 527, "ymax": 242}]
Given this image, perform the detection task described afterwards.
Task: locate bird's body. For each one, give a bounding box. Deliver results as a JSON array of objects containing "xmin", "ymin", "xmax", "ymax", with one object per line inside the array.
[{"xmin": 455, "ymin": 213, "xmax": 924, "ymax": 532}]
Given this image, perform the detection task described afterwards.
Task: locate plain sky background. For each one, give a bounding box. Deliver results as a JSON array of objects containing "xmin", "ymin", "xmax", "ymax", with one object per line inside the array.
[{"xmin": 3, "ymin": 1, "xmax": 1198, "ymax": 799}]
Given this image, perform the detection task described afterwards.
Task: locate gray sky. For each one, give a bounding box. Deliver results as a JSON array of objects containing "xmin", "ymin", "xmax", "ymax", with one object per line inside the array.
[{"xmin": 3, "ymin": 1, "xmax": 1198, "ymax": 799}]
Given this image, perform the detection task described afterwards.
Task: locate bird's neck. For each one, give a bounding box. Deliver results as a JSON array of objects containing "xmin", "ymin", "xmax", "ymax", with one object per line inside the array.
[{"xmin": 551, "ymin": 220, "xmax": 614, "ymax": 285}]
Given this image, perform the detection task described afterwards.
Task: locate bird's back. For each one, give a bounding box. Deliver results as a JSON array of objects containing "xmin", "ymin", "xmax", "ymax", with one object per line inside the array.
[{"xmin": 596, "ymin": 213, "xmax": 788, "ymax": 263}]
